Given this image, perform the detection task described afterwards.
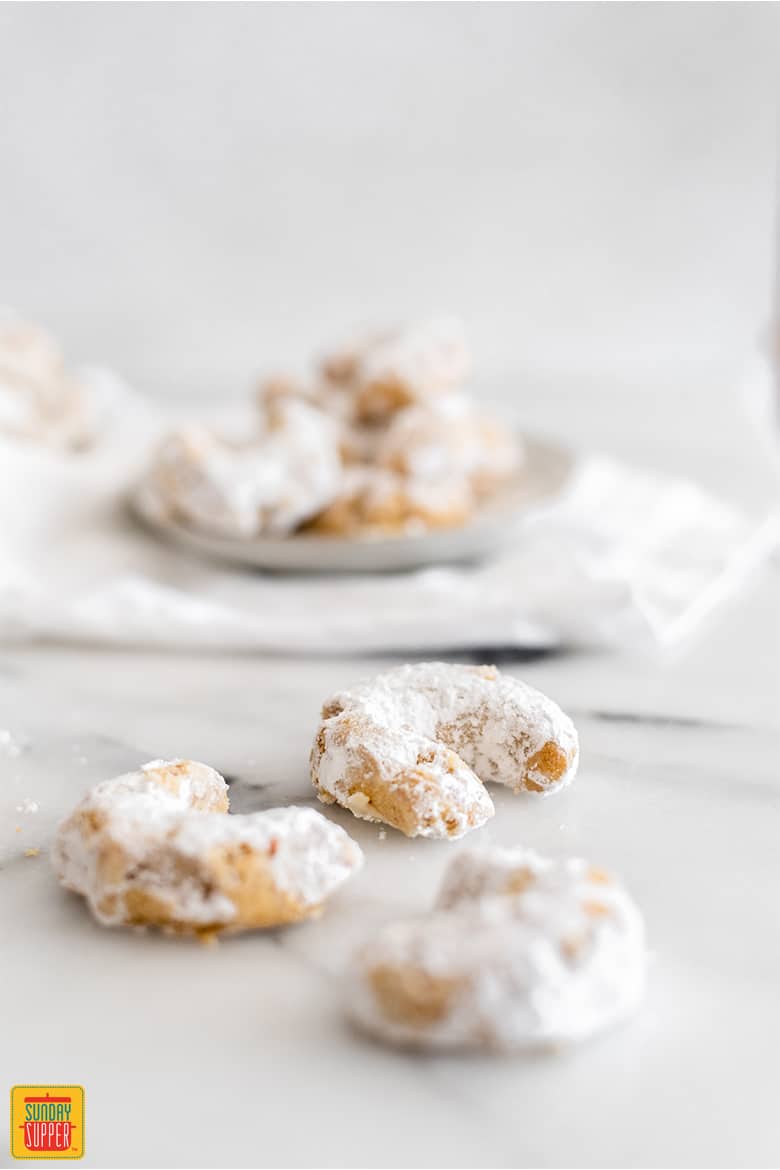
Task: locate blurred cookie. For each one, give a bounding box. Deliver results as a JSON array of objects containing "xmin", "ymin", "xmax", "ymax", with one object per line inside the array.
[
  {"xmin": 139, "ymin": 397, "xmax": 343, "ymax": 537},
  {"xmin": 376, "ymin": 398, "xmax": 522, "ymax": 495},
  {"xmin": 0, "ymin": 315, "xmax": 94, "ymax": 449},
  {"xmin": 350, "ymin": 846, "xmax": 646, "ymax": 1051},
  {"xmin": 304, "ymin": 466, "xmax": 475, "ymax": 537}
]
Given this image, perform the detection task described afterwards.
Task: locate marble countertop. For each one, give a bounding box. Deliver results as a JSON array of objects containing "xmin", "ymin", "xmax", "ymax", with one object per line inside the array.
[{"xmin": 2, "ymin": 560, "xmax": 779, "ymax": 1168}]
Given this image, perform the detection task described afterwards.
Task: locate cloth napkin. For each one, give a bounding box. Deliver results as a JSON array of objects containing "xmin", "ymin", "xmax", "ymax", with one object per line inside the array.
[{"xmin": 1, "ymin": 371, "xmax": 776, "ymax": 654}]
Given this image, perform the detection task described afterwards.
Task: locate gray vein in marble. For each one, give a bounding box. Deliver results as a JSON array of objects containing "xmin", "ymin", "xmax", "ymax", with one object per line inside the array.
[{"xmin": 582, "ymin": 708, "xmax": 743, "ymax": 730}]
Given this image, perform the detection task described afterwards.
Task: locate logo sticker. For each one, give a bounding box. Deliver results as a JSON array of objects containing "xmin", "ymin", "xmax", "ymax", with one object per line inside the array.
[{"xmin": 10, "ymin": 1087, "xmax": 84, "ymax": 1160}]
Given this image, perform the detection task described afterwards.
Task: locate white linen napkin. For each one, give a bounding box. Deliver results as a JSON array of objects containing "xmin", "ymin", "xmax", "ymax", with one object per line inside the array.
[{"xmin": 0, "ymin": 373, "xmax": 775, "ymax": 654}]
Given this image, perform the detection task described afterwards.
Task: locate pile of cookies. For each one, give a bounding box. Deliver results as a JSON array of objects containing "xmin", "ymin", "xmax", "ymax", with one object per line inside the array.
[
  {"xmin": 51, "ymin": 663, "xmax": 646, "ymax": 1053},
  {"xmin": 140, "ymin": 318, "xmax": 522, "ymax": 539}
]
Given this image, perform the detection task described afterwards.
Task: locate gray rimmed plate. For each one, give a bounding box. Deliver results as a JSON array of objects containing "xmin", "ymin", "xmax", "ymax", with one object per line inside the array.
[{"xmin": 130, "ymin": 433, "xmax": 573, "ymax": 573}]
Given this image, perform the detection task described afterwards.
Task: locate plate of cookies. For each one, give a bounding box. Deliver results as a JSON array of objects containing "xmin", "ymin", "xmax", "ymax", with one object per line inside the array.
[{"xmin": 131, "ymin": 319, "xmax": 574, "ymax": 572}]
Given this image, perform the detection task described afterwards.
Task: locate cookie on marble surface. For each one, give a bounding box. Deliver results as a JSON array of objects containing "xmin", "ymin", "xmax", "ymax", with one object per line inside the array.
[
  {"xmin": 349, "ymin": 846, "xmax": 646, "ymax": 1051},
  {"xmin": 310, "ymin": 663, "xmax": 578, "ymax": 839},
  {"xmin": 53, "ymin": 759, "xmax": 363, "ymax": 935}
]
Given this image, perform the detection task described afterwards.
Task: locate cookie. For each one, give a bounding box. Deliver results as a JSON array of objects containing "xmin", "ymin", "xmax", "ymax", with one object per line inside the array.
[
  {"xmin": 320, "ymin": 318, "xmax": 470, "ymax": 423},
  {"xmin": 0, "ymin": 314, "xmax": 93, "ymax": 449},
  {"xmin": 53, "ymin": 759, "xmax": 363, "ymax": 935},
  {"xmin": 138, "ymin": 397, "xmax": 342, "ymax": 537},
  {"xmin": 311, "ymin": 663, "xmax": 578, "ymax": 839},
  {"xmin": 376, "ymin": 399, "xmax": 521, "ymax": 496},
  {"xmin": 304, "ymin": 466, "xmax": 475, "ymax": 536},
  {"xmin": 349, "ymin": 846, "xmax": 646, "ymax": 1050}
]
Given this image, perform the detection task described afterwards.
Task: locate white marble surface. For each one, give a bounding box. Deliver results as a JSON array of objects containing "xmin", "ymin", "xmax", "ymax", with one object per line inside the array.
[{"xmin": 2, "ymin": 562, "xmax": 779, "ymax": 1167}]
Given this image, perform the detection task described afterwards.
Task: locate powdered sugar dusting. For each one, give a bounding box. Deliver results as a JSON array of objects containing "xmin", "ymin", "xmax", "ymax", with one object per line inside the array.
[
  {"xmin": 350, "ymin": 845, "xmax": 646, "ymax": 1051},
  {"xmin": 53, "ymin": 759, "xmax": 362, "ymax": 932},
  {"xmin": 356, "ymin": 317, "xmax": 471, "ymax": 403},
  {"xmin": 138, "ymin": 398, "xmax": 343, "ymax": 538},
  {"xmin": 376, "ymin": 397, "xmax": 521, "ymax": 488},
  {"xmin": 312, "ymin": 663, "xmax": 578, "ymax": 840},
  {"xmin": 0, "ymin": 312, "xmax": 95, "ymax": 449},
  {"xmin": 171, "ymin": 805, "xmax": 362, "ymax": 909}
]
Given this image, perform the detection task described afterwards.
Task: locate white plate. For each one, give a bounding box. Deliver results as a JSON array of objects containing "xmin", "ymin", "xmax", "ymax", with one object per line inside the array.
[{"xmin": 130, "ymin": 433, "xmax": 573, "ymax": 573}]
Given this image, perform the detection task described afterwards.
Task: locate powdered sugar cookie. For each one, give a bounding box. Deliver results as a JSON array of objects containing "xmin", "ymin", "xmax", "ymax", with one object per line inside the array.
[
  {"xmin": 436, "ymin": 845, "xmax": 617, "ymax": 913},
  {"xmin": 320, "ymin": 318, "xmax": 471, "ymax": 423},
  {"xmin": 0, "ymin": 314, "xmax": 94, "ymax": 449},
  {"xmin": 53, "ymin": 759, "xmax": 363, "ymax": 935},
  {"xmin": 256, "ymin": 375, "xmax": 389, "ymax": 470},
  {"xmin": 139, "ymin": 397, "xmax": 343, "ymax": 537},
  {"xmin": 311, "ymin": 663, "xmax": 578, "ymax": 839},
  {"xmin": 376, "ymin": 398, "xmax": 522, "ymax": 496},
  {"xmin": 319, "ymin": 327, "xmax": 395, "ymax": 387},
  {"xmin": 349, "ymin": 846, "xmax": 645, "ymax": 1051},
  {"xmin": 304, "ymin": 466, "xmax": 475, "ymax": 537}
]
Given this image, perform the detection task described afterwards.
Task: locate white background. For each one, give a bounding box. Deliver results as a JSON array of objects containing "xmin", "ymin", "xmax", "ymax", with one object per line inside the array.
[{"xmin": 0, "ymin": 3, "xmax": 776, "ymax": 403}]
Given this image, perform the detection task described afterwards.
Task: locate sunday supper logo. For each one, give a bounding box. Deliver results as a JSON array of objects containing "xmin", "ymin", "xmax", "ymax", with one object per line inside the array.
[{"xmin": 10, "ymin": 1087, "xmax": 84, "ymax": 1160}]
